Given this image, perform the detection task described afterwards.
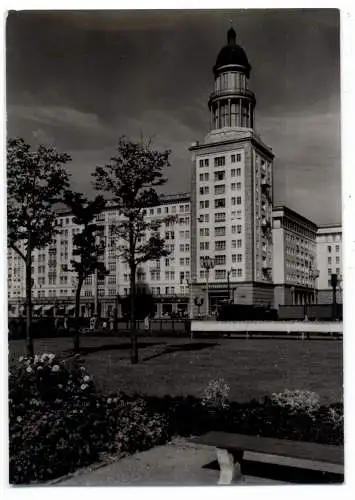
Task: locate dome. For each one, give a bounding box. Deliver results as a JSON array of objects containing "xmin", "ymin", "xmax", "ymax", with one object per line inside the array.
[{"xmin": 213, "ymin": 27, "xmax": 251, "ymax": 76}]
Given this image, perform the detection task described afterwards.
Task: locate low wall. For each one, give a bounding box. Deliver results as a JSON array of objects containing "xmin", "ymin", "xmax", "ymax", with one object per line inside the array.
[{"xmin": 191, "ymin": 320, "xmax": 343, "ymax": 334}]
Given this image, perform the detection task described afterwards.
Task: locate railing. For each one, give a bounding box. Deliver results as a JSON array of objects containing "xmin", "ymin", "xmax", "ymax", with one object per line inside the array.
[{"xmin": 209, "ymin": 88, "xmax": 255, "ymax": 101}]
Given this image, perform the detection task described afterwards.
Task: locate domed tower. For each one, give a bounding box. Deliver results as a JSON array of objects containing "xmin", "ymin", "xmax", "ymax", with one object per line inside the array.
[
  {"xmin": 208, "ymin": 27, "xmax": 255, "ymax": 131},
  {"xmin": 189, "ymin": 27, "xmax": 275, "ymax": 314}
]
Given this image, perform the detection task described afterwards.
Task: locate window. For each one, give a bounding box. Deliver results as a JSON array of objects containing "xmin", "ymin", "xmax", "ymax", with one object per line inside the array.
[
  {"xmin": 237, "ymin": 182, "xmax": 241, "ymax": 190},
  {"xmin": 157, "ymin": 207, "xmax": 161, "ymax": 214},
  {"xmin": 215, "ymin": 269, "xmax": 226, "ymax": 280},
  {"xmin": 215, "ymin": 198, "xmax": 226, "ymax": 208},
  {"xmin": 231, "ymin": 169, "xmax": 236, "ymax": 177},
  {"xmin": 215, "ymin": 255, "xmax": 226, "ymax": 265},
  {"xmin": 200, "ymin": 200, "xmax": 210, "ymax": 209},
  {"xmin": 328, "ymin": 268, "xmax": 332, "ymax": 275},
  {"xmin": 237, "ymin": 254, "xmax": 242, "ymax": 262},
  {"xmin": 336, "ymin": 245, "xmax": 340, "ymax": 252},
  {"xmin": 237, "ymin": 225, "xmax": 242, "ymax": 234},
  {"xmin": 214, "ymin": 171, "xmax": 225, "ymax": 181},
  {"xmin": 200, "ymin": 186, "xmax": 209, "ymax": 195},
  {"xmin": 328, "ymin": 245, "xmax": 332, "ymax": 253},
  {"xmin": 214, "ymin": 156, "xmax": 225, "ymax": 167},
  {"xmin": 237, "ymin": 196, "xmax": 242, "ymax": 205},
  {"xmin": 237, "ymin": 269, "xmax": 242, "ymax": 277},
  {"xmin": 236, "ymin": 153, "xmax": 241, "ymax": 162},
  {"xmin": 200, "ymin": 228, "xmax": 209, "ymax": 237},
  {"xmin": 214, "ymin": 185, "xmax": 225, "ymax": 195},
  {"xmin": 215, "ymin": 212, "xmax": 226, "ymax": 222},
  {"xmin": 336, "ymin": 256, "xmax": 340, "ymax": 264},
  {"xmin": 237, "ymin": 168, "xmax": 241, "ymax": 176},
  {"xmin": 199, "ymin": 159, "xmax": 204, "ymax": 168},
  {"xmin": 215, "ymin": 241, "xmax": 226, "ymax": 251},
  {"xmin": 231, "ymin": 225, "xmax": 236, "ymax": 234},
  {"xmin": 231, "ymin": 183, "xmax": 236, "ymax": 190},
  {"xmin": 231, "ymin": 154, "xmax": 236, "ymax": 163},
  {"xmin": 215, "ymin": 226, "xmax": 226, "ymax": 236},
  {"xmin": 205, "ymin": 159, "xmax": 209, "ymax": 167},
  {"xmin": 200, "ymin": 242, "xmax": 210, "ymax": 250},
  {"xmin": 237, "ymin": 239, "xmax": 242, "ymax": 248},
  {"xmin": 328, "ymin": 257, "xmax": 332, "ymax": 264},
  {"xmin": 336, "ymin": 268, "xmax": 340, "ymax": 275}
]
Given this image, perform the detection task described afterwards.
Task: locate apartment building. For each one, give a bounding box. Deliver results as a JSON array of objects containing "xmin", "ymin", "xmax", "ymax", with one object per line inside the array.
[
  {"xmin": 272, "ymin": 206, "xmax": 318, "ymax": 306},
  {"xmin": 316, "ymin": 224, "xmax": 342, "ymax": 304},
  {"xmin": 8, "ymin": 194, "xmax": 192, "ymax": 318},
  {"xmin": 190, "ymin": 27, "xmax": 274, "ymax": 314}
]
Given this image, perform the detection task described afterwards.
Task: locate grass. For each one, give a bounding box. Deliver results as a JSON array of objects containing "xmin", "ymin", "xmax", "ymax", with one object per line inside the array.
[{"xmin": 9, "ymin": 336, "xmax": 343, "ymax": 404}]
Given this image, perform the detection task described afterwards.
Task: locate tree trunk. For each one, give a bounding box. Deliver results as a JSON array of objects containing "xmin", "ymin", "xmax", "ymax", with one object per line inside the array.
[
  {"xmin": 25, "ymin": 236, "xmax": 33, "ymax": 357},
  {"xmin": 130, "ymin": 257, "xmax": 138, "ymax": 364},
  {"xmin": 74, "ymin": 279, "xmax": 83, "ymax": 354}
]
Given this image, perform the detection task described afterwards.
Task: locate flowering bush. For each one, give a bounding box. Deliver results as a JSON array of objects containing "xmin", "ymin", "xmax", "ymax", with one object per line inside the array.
[
  {"xmin": 271, "ymin": 390, "xmax": 321, "ymax": 417},
  {"xmin": 9, "ymin": 354, "xmax": 120, "ymax": 484},
  {"xmin": 115, "ymin": 398, "xmax": 167, "ymax": 454},
  {"xmin": 202, "ymin": 378, "xmax": 231, "ymax": 411},
  {"xmin": 327, "ymin": 405, "xmax": 344, "ymax": 429}
]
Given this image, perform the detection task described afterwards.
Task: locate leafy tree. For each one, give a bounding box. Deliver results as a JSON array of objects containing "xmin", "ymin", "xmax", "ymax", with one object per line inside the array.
[
  {"xmin": 63, "ymin": 191, "xmax": 108, "ymax": 353},
  {"xmin": 7, "ymin": 138, "xmax": 71, "ymax": 356},
  {"xmin": 93, "ymin": 136, "xmax": 173, "ymax": 363}
]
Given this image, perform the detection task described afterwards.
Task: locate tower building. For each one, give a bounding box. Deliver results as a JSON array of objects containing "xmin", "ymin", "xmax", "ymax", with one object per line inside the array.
[{"xmin": 190, "ymin": 27, "xmax": 274, "ymax": 313}]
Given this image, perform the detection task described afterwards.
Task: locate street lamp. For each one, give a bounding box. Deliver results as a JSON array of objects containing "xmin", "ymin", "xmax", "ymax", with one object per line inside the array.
[
  {"xmin": 309, "ymin": 266, "xmax": 320, "ymax": 304},
  {"xmin": 201, "ymin": 256, "xmax": 215, "ymax": 318},
  {"xmin": 227, "ymin": 268, "xmax": 234, "ymax": 304}
]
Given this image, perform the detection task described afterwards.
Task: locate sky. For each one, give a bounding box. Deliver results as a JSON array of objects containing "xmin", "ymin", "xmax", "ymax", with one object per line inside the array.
[{"xmin": 6, "ymin": 9, "xmax": 341, "ymax": 224}]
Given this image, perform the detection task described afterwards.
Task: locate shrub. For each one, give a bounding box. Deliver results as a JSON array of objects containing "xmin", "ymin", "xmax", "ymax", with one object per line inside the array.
[
  {"xmin": 9, "ymin": 354, "xmax": 120, "ymax": 484},
  {"xmin": 115, "ymin": 398, "xmax": 168, "ymax": 454},
  {"xmin": 271, "ymin": 390, "xmax": 321, "ymax": 418},
  {"xmin": 202, "ymin": 378, "xmax": 230, "ymax": 412}
]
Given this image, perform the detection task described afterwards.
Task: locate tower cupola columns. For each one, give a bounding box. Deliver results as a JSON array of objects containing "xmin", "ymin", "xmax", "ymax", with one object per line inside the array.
[{"xmin": 208, "ymin": 26, "xmax": 256, "ymax": 133}]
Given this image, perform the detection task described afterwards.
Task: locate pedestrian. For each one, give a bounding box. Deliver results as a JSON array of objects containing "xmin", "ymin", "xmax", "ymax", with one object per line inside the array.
[
  {"xmin": 109, "ymin": 317, "xmax": 114, "ymax": 331},
  {"xmin": 144, "ymin": 315, "xmax": 150, "ymax": 332},
  {"xmin": 63, "ymin": 314, "xmax": 68, "ymax": 332},
  {"xmin": 90, "ymin": 315, "xmax": 96, "ymax": 331}
]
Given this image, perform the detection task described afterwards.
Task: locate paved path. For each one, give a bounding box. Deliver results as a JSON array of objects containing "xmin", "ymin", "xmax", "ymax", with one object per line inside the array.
[{"xmin": 56, "ymin": 439, "xmax": 286, "ymax": 487}]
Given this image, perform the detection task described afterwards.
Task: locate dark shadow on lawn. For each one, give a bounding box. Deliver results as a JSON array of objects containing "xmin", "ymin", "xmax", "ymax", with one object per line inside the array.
[
  {"xmin": 142, "ymin": 342, "xmax": 219, "ymax": 362},
  {"xmin": 62, "ymin": 342, "xmax": 166, "ymax": 357},
  {"xmin": 202, "ymin": 459, "xmax": 343, "ymax": 484}
]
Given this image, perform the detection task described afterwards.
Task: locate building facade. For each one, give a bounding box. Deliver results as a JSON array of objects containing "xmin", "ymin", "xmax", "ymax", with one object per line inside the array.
[
  {"xmin": 316, "ymin": 224, "xmax": 343, "ymax": 304},
  {"xmin": 272, "ymin": 206, "xmax": 318, "ymax": 306},
  {"xmin": 8, "ymin": 194, "xmax": 192, "ymax": 318},
  {"xmin": 190, "ymin": 27, "xmax": 274, "ymax": 314}
]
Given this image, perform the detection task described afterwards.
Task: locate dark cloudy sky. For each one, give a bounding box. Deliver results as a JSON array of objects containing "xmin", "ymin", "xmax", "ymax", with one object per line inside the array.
[{"xmin": 6, "ymin": 9, "xmax": 341, "ymax": 224}]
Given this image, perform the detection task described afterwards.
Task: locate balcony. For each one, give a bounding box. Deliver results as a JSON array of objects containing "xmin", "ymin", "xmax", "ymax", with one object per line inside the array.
[{"xmin": 208, "ymin": 88, "xmax": 255, "ymax": 104}]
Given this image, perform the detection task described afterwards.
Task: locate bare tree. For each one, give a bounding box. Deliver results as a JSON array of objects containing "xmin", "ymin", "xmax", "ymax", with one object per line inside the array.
[
  {"xmin": 7, "ymin": 138, "xmax": 71, "ymax": 356},
  {"xmin": 63, "ymin": 191, "xmax": 108, "ymax": 353},
  {"xmin": 93, "ymin": 136, "xmax": 174, "ymax": 363}
]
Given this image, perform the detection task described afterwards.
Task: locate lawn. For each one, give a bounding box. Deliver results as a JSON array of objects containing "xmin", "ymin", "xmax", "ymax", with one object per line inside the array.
[{"xmin": 9, "ymin": 336, "xmax": 343, "ymax": 404}]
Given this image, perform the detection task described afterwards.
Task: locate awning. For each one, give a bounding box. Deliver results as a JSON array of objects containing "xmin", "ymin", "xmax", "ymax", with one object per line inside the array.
[
  {"xmin": 33, "ymin": 305, "xmax": 42, "ymax": 312},
  {"xmin": 66, "ymin": 306, "xmax": 75, "ymax": 313}
]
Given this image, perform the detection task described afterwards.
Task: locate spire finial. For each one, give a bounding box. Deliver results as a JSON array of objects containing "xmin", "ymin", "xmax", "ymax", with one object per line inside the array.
[{"xmin": 227, "ymin": 23, "xmax": 236, "ymax": 45}]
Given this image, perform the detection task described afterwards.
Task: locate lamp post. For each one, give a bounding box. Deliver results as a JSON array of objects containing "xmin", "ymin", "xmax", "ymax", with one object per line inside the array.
[
  {"xmin": 331, "ymin": 273, "xmax": 338, "ymax": 320},
  {"xmin": 227, "ymin": 268, "xmax": 234, "ymax": 304},
  {"xmin": 201, "ymin": 256, "xmax": 215, "ymax": 318},
  {"xmin": 309, "ymin": 266, "xmax": 320, "ymax": 304}
]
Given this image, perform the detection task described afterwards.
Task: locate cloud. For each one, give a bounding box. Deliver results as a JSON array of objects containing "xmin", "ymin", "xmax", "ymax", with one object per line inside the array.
[{"xmin": 8, "ymin": 104, "xmax": 107, "ymax": 132}]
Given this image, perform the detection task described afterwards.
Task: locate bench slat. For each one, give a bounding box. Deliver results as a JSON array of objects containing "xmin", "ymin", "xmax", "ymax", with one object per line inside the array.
[{"xmin": 191, "ymin": 432, "xmax": 343, "ymax": 466}]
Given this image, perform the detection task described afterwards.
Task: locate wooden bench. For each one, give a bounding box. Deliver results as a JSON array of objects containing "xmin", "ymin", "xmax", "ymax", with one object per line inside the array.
[{"xmin": 190, "ymin": 431, "xmax": 344, "ymax": 485}]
